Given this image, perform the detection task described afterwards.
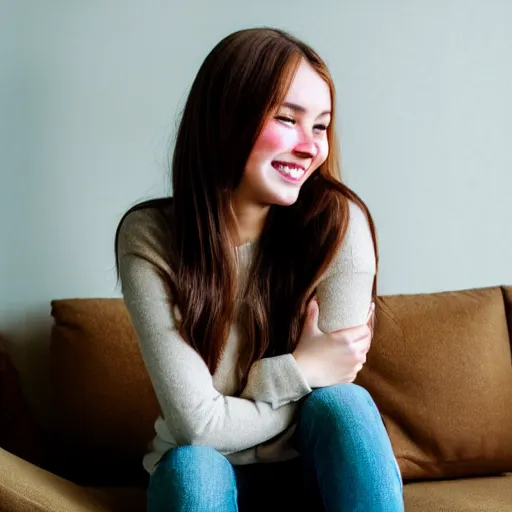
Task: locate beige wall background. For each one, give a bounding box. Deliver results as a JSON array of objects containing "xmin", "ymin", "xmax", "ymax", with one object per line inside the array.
[{"xmin": 1, "ymin": 0, "xmax": 511, "ymax": 424}]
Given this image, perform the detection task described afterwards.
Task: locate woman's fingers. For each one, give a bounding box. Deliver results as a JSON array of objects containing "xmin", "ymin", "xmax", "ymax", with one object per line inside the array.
[
  {"xmin": 347, "ymin": 326, "xmax": 372, "ymax": 356},
  {"xmin": 332, "ymin": 323, "xmax": 370, "ymax": 343}
]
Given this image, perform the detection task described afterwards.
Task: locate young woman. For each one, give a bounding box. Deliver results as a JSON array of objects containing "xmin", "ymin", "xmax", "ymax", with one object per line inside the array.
[{"xmin": 115, "ymin": 27, "xmax": 403, "ymax": 512}]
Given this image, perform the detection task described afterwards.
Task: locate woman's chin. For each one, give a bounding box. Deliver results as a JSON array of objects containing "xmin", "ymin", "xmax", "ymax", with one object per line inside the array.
[
  {"xmin": 252, "ymin": 184, "xmax": 302, "ymax": 207},
  {"xmin": 269, "ymin": 191, "xmax": 300, "ymax": 207}
]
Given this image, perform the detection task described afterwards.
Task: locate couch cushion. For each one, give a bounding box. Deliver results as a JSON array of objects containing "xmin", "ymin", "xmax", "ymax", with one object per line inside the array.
[
  {"xmin": 404, "ymin": 473, "xmax": 512, "ymax": 511},
  {"xmin": 49, "ymin": 299, "xmax": 158, "ymax": 486},
  {"xmin": 0, "ymin": 336, "xmax": 46, "ymax": 467},
  {"xmin": 357, "ymin": 286, "xmax": 512, "ymax": 481}
]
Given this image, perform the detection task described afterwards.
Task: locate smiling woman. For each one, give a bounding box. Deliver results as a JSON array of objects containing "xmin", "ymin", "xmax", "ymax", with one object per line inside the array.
[{"xmin": 114, "ymin": 27, "xmax": 404, "ymax": 512}]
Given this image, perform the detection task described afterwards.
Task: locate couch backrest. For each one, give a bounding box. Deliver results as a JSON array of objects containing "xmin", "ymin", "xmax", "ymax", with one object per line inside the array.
[{"xmin": 48, "ymin": 286, "xmax": 512, "ymax": 485}]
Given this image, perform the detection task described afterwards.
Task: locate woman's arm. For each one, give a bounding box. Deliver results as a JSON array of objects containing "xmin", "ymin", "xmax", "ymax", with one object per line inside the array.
[
  {"xmin": 316, "ymin": 200, "xmax": 376, "ymax": 332},
  {"xmin": 117, "ymin": 209, "xmax": 296, "ymax": 454},
  {"xmin": 240, "ymin": 354, "xmax": 312, "ymax": 408},
  {"xmin": 241, "ymin": 200, "xmax": 376, "ymax": 404}
]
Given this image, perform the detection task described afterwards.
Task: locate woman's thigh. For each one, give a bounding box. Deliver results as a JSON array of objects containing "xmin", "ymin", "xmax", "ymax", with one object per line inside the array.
[{"xmin": 147, "ymin": 445, "xmax": 238, "ymax": 512}]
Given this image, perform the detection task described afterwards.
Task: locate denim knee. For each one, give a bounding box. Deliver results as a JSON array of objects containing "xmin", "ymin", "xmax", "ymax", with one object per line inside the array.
[
  {"xmin": 301, "ymin": 383, "xmax": 377, "ymax": 425},
  {"xmin": 158, "ymin": 445, "xmax": 233, "ymax": 478},
  {"xmin": 147, "ymin": 446, "xmax": 237, "ymax": 512},
  {"xmin": 297, "ymin": 384, "xmax": 404, "ymax": 510}
]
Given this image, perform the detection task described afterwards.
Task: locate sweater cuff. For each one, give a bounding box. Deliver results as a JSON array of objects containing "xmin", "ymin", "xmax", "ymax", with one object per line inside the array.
[{"xmin": 240, "ymin": 354, "xmax": 312, "ymax": 409}]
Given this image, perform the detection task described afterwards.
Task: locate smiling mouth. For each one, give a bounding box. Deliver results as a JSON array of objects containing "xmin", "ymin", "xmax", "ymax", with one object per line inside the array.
[{"xmin": 271, "ymin": 161, "xmax": 306, "ymax": 181}]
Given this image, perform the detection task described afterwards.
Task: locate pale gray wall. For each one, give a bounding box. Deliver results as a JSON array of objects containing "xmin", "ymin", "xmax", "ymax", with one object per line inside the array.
[{"xmin": 2, "ymin": 0, "xmax": 511, "ymax": 423}]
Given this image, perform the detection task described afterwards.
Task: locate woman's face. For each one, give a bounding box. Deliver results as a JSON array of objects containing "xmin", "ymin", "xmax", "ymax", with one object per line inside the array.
[{"xmin": 238, "ymin": 58, "xmax": 332, "ymax": 207}]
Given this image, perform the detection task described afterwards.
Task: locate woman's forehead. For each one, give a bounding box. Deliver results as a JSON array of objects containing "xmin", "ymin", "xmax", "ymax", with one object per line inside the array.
[{"xmin": 282, "ymin": 60, "xmax": 332, "ymax": 116}]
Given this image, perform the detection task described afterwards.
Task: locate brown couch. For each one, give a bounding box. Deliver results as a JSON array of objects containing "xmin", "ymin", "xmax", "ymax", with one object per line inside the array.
[{"xmin": 1, "ymin": 285, "xmax": 512, "ymax": 511}]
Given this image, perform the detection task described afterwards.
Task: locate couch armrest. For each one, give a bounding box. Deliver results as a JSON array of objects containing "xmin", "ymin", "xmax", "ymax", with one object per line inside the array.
[{"xmin": 0, "ymin": 447, "xmax": 114, "ymax": 512}]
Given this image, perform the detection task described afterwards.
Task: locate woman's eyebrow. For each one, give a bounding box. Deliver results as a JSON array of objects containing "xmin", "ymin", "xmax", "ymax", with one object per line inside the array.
[{"xmin": 281, "ymin": 101, "xmax": 331, "ymax": 118}]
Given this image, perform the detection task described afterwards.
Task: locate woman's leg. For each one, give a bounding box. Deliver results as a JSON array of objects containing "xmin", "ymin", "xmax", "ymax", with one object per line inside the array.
[
  {"xmin": 147, "ymin": 445, "xmax": 238, "ymax": 512},
  {"xmin": 296, "ymin": 383, "xmax": 404, "ymax": 512}
]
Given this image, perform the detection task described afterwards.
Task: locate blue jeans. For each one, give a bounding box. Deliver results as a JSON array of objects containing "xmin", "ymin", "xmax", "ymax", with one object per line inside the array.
[{"xmin": 147, "ymin": 384, "xmax": 404, "ymax": 511}]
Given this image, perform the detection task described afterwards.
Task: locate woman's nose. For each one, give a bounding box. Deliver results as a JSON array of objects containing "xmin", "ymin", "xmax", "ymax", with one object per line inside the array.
[
  {"xmin": 293, "ymin": 128, "xmax": 317, "ymax": 158},
  {"xmin": 293, "ymin": 140, "xmax": 316, "ymax": 159}
]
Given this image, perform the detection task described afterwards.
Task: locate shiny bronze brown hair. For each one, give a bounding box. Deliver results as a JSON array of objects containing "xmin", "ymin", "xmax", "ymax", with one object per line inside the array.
[{"xmin": 115, "ymin": 27, "xmax": 379, "ymax": 390}]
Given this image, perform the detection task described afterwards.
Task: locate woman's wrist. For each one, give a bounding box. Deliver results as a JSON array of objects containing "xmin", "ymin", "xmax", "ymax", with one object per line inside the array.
[{"xmin": 292, "ymin": 350, "xmax": 315, "ymax": 388}]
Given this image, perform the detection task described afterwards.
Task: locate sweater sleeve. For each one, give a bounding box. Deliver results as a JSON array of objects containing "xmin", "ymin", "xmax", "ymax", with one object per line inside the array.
[
  {"xmin": 240, "ymin": 201, "xmax": 376, "ymax": 406},
  {"xmin": 117, "ymin": 209, "xmax": 297, "ymax": 454},
  {"xmin": 240, "ymin": 354, "xmax": 312, "ymax": 409},
  {"xmin": 316, "ymin": 200, "xmax": 377, "ymax": 332}
]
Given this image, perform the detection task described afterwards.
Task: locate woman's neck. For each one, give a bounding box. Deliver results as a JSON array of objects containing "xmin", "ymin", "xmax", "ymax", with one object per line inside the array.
[{"xmin": 232, "ymin": 199, "xmax": 269, "ymax": 246}]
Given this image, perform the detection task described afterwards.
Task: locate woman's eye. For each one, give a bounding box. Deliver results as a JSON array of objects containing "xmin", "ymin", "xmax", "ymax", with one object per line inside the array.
[
  {"xmin": 275, "ymin": 116, "xmax": 327, "ymax": 132},
  {"xmin": 276, "ymin": 116, "xmax": 295, "ymax": 125}
]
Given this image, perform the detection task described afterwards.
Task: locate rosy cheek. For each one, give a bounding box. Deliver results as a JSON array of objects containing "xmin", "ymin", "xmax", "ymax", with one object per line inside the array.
[
  {"xmin": 319, "ymin": 142, "xmax": 329, "ymax": 163},
  {"xmin": 252, "ymin": 122, "xmax": 295, "ymax": 154},
  {"xmin": 313, "ymin": 139, "xmax": 328, "ymax": 163}
]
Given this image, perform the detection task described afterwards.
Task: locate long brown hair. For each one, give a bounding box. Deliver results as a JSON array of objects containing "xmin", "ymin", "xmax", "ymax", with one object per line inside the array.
[{"xmin": 115, "ymin": 28, "xmax": 379, "ymax": 390}]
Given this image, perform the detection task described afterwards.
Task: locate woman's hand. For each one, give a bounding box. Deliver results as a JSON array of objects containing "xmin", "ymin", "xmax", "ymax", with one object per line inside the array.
[{"xmin": 292, "ymin": 299, "xmax": 375, "ymax": 389}]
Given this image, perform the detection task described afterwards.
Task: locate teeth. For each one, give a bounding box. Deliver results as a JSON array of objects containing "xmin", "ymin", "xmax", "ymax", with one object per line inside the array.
[{"xmin": 275, "ymin": 163, "xmax": 304, "ymax": 179}]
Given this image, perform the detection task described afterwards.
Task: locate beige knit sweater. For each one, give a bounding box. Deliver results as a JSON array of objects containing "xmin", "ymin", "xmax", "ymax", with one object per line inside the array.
[{"xmin": 116, "ymin": 199, "xmax": 376, "ymax": 474}]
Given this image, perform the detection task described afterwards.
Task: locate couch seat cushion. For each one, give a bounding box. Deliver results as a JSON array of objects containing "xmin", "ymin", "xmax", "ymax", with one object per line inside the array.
[{"xmin": 404, "ymin": 473, "xmax": 512, "ymax": 511}]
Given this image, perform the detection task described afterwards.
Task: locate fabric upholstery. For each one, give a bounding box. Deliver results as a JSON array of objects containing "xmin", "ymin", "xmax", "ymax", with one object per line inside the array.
[
  {"xmin": 49, "ymin": 299, "xmax": 157, "ymax": 485},
  {"xmin": 0, "ymin": 447, "xmax": 145, "ymax": 512},
  {"xmin": 0, "ymin": 337, "xmax": 46, "ymax": 467},
  {"xmin": 356, "ymin": 286, "xmax": 512, "ymax": 480},
  {"xmin": 403, "ymin": 473, "xmax": 512, "ymax": 511}
]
